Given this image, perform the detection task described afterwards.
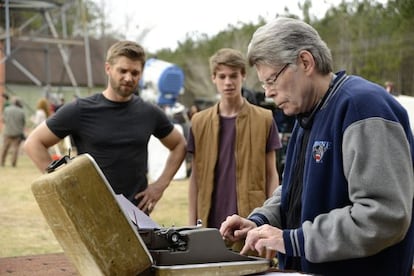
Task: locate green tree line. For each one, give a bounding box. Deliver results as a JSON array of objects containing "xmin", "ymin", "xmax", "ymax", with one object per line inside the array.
[
  {"xmin": 3, "ymin": 0, "xmax": 413, "ymax": 106},
  {"xmin": 151, "ymin": 0, "xmax": 414, "ymax": 106}
]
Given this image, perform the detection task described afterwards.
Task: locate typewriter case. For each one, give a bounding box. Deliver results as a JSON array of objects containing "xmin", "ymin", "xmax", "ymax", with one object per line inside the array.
[{"xmin": 31, "ymin": 154, "xmax": 270, "ymax": 275}]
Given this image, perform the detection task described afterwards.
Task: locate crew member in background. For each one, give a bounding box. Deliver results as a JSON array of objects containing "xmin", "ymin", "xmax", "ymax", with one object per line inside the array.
[
  {"xmin": 1, "ymin": 97, "xmax": 26, "ymax": 167},
  {"xmin": 384, "ymin": 80, "xmax": 399, "ymax": 96},
  {"xmin": 30, "ymin": 97, "xmax": 50, "ymax": 126}
]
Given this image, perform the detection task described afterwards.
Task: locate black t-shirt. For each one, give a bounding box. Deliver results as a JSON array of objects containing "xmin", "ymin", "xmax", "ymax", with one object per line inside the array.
[{"xmin": 47, "ymin": 93, "xmax": 174, "ymax": 204}]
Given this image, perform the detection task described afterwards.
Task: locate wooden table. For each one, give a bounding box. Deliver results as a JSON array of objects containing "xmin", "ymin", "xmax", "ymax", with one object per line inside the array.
[
  {"xmin": 0, "ymin": 253, "xmax": 78, "ymax": 275},
  {"xmin": 1, "ymin": 253, "xmax": 413, "ymax": 275},
  {"xmin": 0, "ymin": 253, "xmax": 286, "ymax": 275}
]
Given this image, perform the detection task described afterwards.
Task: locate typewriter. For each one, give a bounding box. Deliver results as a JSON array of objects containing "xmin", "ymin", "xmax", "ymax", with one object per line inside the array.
[
  {"xmin": 32, "ymin": 154, "xmax": 270, "ymax": 275},
  {"xmin": 138, "ymin": 226, "xmax": 264, "ymax": 266},
  {"xmin": 116, "ymin": 193, "xmax": 270, "ymax": 271}
]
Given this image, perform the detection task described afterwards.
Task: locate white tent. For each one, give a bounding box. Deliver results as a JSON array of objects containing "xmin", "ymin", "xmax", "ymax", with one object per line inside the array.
[
  {"xmin": 395, "ymin": 95, "xmax": 414, "ymax": 133},
  {"xmin": 147, "ymin": 124, "xmax": 187, "ymax": 182}
]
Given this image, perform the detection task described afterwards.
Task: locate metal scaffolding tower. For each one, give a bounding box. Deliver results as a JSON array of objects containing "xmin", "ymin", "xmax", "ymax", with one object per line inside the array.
[{"xmin": 0, "ymin": 0, "xmax": 93, "ymax": 96}]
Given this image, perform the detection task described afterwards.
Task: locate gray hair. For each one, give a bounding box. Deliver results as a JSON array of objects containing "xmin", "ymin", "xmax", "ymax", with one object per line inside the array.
[{"xmin": 247, "ymin": 17, "xmax": 333, "ymax": 74}]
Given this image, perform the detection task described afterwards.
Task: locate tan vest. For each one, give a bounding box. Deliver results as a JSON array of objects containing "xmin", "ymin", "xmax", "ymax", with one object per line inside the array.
[{"xmin": 191, "ymin": 99, "xmax": 274, "ymax": 226}]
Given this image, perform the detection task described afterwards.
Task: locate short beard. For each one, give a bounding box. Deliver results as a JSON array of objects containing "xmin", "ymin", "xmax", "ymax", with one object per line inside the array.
[{"xmin": 109, "ymin": 78, "xmax": 135, "ymax": 99}]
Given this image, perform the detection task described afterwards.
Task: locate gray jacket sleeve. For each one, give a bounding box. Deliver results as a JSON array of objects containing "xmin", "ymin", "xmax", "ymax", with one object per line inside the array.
[
  {"xmin": 304, "ymin": 118, "xmax": 414, "ymax": 262},
  {"xmin": 248, "ymin": 185, "xmax": 283, "ymax": 228}
]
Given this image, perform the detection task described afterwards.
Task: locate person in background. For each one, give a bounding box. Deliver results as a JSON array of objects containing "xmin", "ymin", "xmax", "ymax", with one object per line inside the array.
[
  {"xmin": 54, "ymin": 95, "xmax": 65, "ymax": 112},
  {"xmin": 384, "ymin": 80, "xmax": 399, "ymax": 96},
  {"xmin": 31, "ymin": 98, "xmax": 51, "ymax": 126},
  {"xmin": 2, "ymin": 93, "xmax": 10, "ymax": 110},
  {"xmin": 187, "ymin": 104, "xmax": 199, "ymax": 120},
  {"xmin": 1, "ymin": 97, "xmax": 26, "ymax": 167},
  {"xmin": 188, "ymin": 48, "xmax": 281, "ymax": 230},
  {"xmin": 24, "ymin": 40, "xmax": 187, "ymax": 214},
  {"xmin": 219, "ymin": 17, "xmax": 414, "ymax": 275},
  {"xmin": 241, "ymin": 86, "xmax": 258, "ymax": 105},
  {"xmin": 1, "ymin": 93, "xmax": 11, "ymax": 130}
]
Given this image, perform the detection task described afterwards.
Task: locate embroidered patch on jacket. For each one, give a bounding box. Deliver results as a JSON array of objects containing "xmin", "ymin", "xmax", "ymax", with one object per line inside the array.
[{"xmin": 312, "ymin": 141, "xmax": 331, "ymax": 163}]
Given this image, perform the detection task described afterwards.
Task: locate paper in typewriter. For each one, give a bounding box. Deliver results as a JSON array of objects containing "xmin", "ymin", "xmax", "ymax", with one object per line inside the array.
[{"xmin": 115, "ymin": 194, "xmax": 160, "ymax": 229}]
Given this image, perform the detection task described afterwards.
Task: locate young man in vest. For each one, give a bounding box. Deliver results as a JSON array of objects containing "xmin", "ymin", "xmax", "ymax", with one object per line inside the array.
[{"xmin": 188, "ymin": 48, "xmax": 281, "ymax": 229}]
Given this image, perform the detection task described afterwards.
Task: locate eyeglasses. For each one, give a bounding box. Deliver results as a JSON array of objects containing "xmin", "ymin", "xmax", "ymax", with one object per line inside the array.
[{"xmin": 261, "ymin": 63, "xmax": 290, "ymax": 90}]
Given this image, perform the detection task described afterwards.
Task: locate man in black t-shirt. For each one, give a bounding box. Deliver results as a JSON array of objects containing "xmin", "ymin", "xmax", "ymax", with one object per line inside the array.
[{"xmin": 24, "ymin": 41, "xmax": 187, "ymax": 214}]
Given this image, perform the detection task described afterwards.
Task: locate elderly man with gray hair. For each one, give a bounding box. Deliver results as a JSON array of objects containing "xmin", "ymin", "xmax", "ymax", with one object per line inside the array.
[{"xmin": 220, "ymin": 17, "xmax": 414, "ymax": 276}]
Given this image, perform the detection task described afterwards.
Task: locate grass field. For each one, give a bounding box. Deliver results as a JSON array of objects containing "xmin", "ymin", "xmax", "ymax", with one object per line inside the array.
[
  {"xmin": 0, "ymin": 151, "xmax": 189, "ymax": 258},
  {"xmin": 4, "ymin": 84, "xmax": 102, "ymax": 127},
  {"xmin": 1, "ymin": 84, "xmax": 189, "ymax": 258}
]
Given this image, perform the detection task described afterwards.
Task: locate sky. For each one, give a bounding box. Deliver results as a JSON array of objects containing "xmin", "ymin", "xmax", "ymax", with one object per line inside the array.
[{"xmin": 93, "ymin": 0, "xmax": 386, "ymax": 52}]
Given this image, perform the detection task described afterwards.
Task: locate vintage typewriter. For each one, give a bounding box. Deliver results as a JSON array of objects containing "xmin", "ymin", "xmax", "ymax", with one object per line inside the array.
[
  {"xmin": 32, "ymin": 154, "xmax": 270, "ymax": 275},
  {"xmin": 116, "ymin": 193, "xmax": 271, "ymax": 274},
  {"xmin": 138, "ymin": 227, "xmax": 270, "ymax": 275},
  {"xmin": 139, "ymin": 226, "xmax": 258, "ymax": 265}
]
